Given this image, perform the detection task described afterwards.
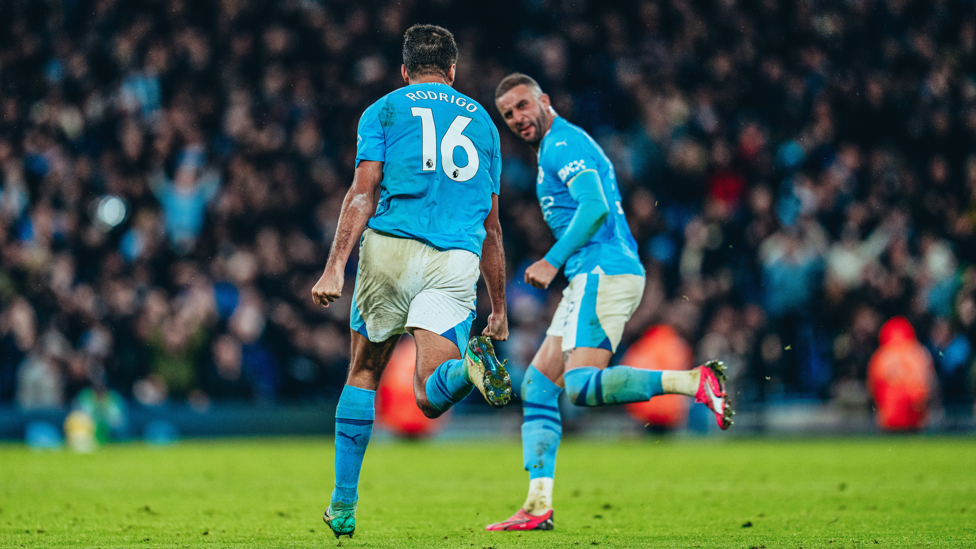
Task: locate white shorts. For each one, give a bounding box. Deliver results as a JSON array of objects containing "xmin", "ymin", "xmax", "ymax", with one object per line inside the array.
[
  {"xmin": 546, "ymin": 270, "xmax": 645, "ymax": 353},
  {"xmin": 349, "ymin": 229, "xmax": 478, "ymax": 353}
]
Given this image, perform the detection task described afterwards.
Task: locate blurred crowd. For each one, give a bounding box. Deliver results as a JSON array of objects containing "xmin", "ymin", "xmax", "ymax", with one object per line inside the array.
[{"xmin": 1, "ymin": 0, "xmax": 974, "ymax": 418}]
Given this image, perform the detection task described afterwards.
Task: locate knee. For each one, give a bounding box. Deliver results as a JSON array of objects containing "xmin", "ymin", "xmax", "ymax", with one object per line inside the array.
[
  {"xmin": 413, "ymin": 386, "xmax": 445, "ymax": 419},
  {"xmin": 417, "ymin": 400, "xmax": 444, "ymax": 419},
  {"xmin": 347, "ymin": 363, "xmax": 383, "ymax": 388}
]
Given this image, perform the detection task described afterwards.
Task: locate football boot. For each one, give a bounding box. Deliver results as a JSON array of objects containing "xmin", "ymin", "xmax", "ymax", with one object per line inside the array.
[
  {"xmin": 465, "ymin": 335, "xmax": 512, "ymax": 408},
  {"xmin": 695, "ymin": 360, "xmax": 734, "ymax": 430}
]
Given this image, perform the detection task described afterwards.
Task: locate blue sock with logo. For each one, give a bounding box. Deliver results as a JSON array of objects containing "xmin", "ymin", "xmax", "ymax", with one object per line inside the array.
[
  {"xmin": 563, "ymin": 366, "xmax": 664, "ymax": 406},
  {"xmin": 521, "ymin": 365, "xmax": 563, "ymax": 479},
  {"xmin": 425, "ymin": 358, "xmax": 473, "ymax": 413},
  {"xmin": 331, "ymin": 385, "xmax": 375, "ymax": 506}
]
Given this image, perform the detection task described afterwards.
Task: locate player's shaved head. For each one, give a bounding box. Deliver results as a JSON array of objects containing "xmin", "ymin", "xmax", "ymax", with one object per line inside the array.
[
  {"xmin": 494, "ymin": 73, "xmax": 554, "ymax": 149},
  {"xmin": 495, "ymin": 73, "xmax": 544, "ymax": 101},
  {"xmin": 403, "ymin": 24, "xmax": 458, "ymax": 80}
]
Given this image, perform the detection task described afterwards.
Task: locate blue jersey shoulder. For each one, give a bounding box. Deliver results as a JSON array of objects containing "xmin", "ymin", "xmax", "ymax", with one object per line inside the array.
[
  {"xmin": 536, "ymin": 117, "xmax": 644, "ymax": 278},
  {"xmin": 355, "ymin": 83, "xmax": 501, "ymax": 256},
  {"xmin": 539, "ymin": 118, "xmax": 609, "ymax": 185}
]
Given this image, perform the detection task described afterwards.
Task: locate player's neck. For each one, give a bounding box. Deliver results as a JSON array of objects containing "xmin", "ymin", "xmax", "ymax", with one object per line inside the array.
[{"xmin": 408, "ymin": 75, "xmax": 453, "ymax": 87}]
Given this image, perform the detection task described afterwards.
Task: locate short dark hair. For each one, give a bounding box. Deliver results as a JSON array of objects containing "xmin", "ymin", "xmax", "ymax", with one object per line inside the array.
[
  {"xmin": 403, "ymin": 24, "xmax": 457, "ymax": 78},
  {"xmin": 495, "ymin": 72, "xmax": 544, "ymax": 101}
]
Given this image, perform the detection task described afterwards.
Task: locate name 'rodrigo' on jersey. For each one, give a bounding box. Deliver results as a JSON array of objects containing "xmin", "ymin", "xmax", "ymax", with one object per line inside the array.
[
  {"xmin": 537, "ymin": 116, "xmax": 644, "ymax": 279},
  {"xmin": 356, "ymin": 82, "xmax": 502, "ymax": 257}
]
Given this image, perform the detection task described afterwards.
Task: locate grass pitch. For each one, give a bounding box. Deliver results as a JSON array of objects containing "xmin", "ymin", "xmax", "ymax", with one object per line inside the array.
[{"xmin": 1, "ymin": 436, "xmax": 974, "ymax": 548}]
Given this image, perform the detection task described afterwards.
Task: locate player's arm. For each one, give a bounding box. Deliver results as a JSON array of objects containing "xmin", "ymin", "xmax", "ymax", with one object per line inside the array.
[
  {"xmin": 311, "ymin": 160, "xmax": 384, "ymax": 307},
  {"xmin": 480, "ymin": 193, "xmax": 508, "ymax": 341},
  {"xmin": 525, "ymin": 169, "xmax": 609, "ymax": 289}
]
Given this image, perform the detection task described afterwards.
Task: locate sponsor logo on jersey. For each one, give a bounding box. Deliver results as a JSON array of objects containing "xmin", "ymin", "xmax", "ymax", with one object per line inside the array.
[{"xmin": 557, "ymin": 159, "xmax": 586, "ymax": 182}]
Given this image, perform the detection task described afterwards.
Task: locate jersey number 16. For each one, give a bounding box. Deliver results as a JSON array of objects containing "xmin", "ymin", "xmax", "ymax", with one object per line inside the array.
[{"xmin": 411, "ymin": 107, "xmax": 479, "ymax": 182}]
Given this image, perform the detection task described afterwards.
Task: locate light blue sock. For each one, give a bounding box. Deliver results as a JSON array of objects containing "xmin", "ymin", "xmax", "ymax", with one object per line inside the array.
[
  {"xmin": 520, "ymin": 365, "xmax": 563, "ymax": 479},
  {"xmin": 331, "ymin": 385, "xmax": 375, "ymax": 506},
  {"xmin": 564, "ymin": 366, "xmax": 664, "ymax": 406},
  {"xmin": 425, "ymin": 358, "xmax": 473, "ymax": 413}
]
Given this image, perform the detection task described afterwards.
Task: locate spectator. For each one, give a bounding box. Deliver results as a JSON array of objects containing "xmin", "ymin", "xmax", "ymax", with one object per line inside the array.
[
  {"xmin": 0, "ymin": 298, "xmax": 36, "ymax": 403},
  {"xmin": 17, "ymin": 329, "xmax": 71, "ymax": 410},
  {"xmin": 0, "ymin": 0, "xmax": 972, "ymax": 419},
  {"xmin": 867, "ymin": 317, "xmax": 936, "ymax": 431}
]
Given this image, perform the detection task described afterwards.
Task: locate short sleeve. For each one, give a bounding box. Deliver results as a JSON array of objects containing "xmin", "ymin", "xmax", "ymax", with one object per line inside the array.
[
  {"xmin": 356, "ymin": 99, "xmax": 386, "ymax": 166},
  {"xmin": 489, "ymin": 122, "xmax": 502, "ymax": 195},
  {"xmin": 541, "ymin": 132, "xmax": 601, "ymax": 186}
]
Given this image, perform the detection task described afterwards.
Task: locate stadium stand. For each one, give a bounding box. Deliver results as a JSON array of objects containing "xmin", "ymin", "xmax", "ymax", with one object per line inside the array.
[{"xmin": 0, "ymin": 0, "xmax": 973, "ymax": 426}]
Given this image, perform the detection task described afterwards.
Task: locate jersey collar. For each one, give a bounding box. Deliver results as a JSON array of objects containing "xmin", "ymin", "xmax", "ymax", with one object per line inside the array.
[{"xmin": 537, "ymin": 116, "xmax": 564, "ymax": 159}]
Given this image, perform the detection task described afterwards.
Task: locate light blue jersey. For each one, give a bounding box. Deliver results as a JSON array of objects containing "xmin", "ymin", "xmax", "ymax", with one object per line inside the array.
[
  {"xmin": 536, "ymin": 117, "xmax": 644, "ymax": 279},
  {"xmin": 356, "ymin": 83, "xmax": 501, "ymax": 257}
]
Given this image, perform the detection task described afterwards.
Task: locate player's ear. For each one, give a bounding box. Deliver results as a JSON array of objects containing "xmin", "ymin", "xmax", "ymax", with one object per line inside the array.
[
  {"xmin": 539, "ymin": 93, "xmax": 552, "ymax": 108},
  {"xmin": 446, "ymin": 64, "xmax": 456, "ymax": 86},
  {"xmin": 401, "ymin": 65, "xmax": 410, "ymax": 84}
]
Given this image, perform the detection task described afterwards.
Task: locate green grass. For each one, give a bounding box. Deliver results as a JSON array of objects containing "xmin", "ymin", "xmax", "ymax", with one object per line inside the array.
[{"xmin": 1, "ymin": 436, "xmax": 974, "ymax": 548}]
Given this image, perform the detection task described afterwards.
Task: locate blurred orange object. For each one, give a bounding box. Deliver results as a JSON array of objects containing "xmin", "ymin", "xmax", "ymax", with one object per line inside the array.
[
  {"xmin": 376, "ymin": 336, "xmax": 444, "ymax": 437},
  {"xmin": 622, "ymin": 325, "xmax": 694, "ymax": 430},
  {"xmin": 867, "ymin": 317, "xmax": 935, "ymax": 431}
]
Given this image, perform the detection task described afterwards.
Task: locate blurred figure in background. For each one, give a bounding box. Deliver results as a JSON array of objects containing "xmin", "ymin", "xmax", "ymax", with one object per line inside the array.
[
  {"xmin": 867, "ymin": 317, "xmax": 936, "ymax": 432},
  {"xmin": 149, "ymin": 144, "xmax": 221, "ymax": 254},
  {"xmin": 1, "ymin": 298, "xmax": 37, "ymax": 404},
  {"xmin": 16, "ymin": 329, "xmax": 71, "ymax": 410},
  {"xmin": 622, "ymin": 324, "xmax": 694, "ymax": 431},
  {"xmin": 73, "ymin": 381, "xmax": 129, "ymax": 443}
]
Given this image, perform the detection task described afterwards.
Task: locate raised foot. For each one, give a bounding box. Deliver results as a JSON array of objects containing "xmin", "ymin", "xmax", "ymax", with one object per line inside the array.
[
  {"xmin": 695, "ymin": 360, "xmax": 734, "ymax": 430},
  {"xmin": 466, "ymin": 335, "xmax": 512, "ymax": 408},
  {"xmin": 323, "ymin": 506, "xmax": 355, "ymax": 539},
  {"xmin": 486, "ymin": 509, "xmax": 554, "ymax": 531}
]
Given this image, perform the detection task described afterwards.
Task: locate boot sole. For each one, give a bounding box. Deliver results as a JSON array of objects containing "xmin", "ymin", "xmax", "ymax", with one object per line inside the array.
[{"xmin": 468, "ymin": 336, "xmax": 512, "ymax": 408}]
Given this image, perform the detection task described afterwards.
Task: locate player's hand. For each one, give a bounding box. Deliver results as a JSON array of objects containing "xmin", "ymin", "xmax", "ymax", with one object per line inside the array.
[
  {"xmin": 311, "ymin": 268, "xmax": 344, "ymax": 307},
  {"xmin": 524, "ymin": 259, "xmax": 558, "ymax": 290},
  {"xmin": 482, "ymin": 311, "xmax": 509, "ymax": 341}
]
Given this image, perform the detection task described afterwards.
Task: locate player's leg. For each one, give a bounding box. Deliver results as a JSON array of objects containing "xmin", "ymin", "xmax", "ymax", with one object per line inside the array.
[
  {"xmin": 558, "ymin": 273, "xmax": 733, "ymax": 429},
  {"xmin": 325, "ymin": 330, "xmax": 399, "ymax": 538},
  {"xmin": 413, "ymin": 326, "xmax": 512, "ymax": 416},
  {"xmin": 407, "ymin": 246, "xmax": 511, "ymax": 417},
  {"xmin": 325, "ymin": 229, "xmax": 414, "ymax": 538},
  {"xmin": 562, "ymin": 347, "xmax": 732, "ymax": 428},
  {"xmin": 412, "ymin": 328, "xmax": 467, "ymax": 417},
  {"xmin": 562, "ymin": 346, "xmax": 658, "ymax": 403},
  {"xmin": 486, "ymin": 335, "xmax": 563, "ymax": 531}
]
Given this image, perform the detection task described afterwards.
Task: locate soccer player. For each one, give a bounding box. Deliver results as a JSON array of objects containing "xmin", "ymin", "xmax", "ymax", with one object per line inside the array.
[
  {"xmin": 486, "ymin": 73, "xmax": 733, "ymax": 531},
  {"xmin": 310, "ymin": 25, "xmax": 511, "ymax": 538}
]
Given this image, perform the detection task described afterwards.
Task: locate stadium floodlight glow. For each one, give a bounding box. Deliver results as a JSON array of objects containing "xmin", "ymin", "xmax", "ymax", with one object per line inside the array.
[{"xmin": 95, "ymin": 195, "xmax": 128, "ymax": 229}]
